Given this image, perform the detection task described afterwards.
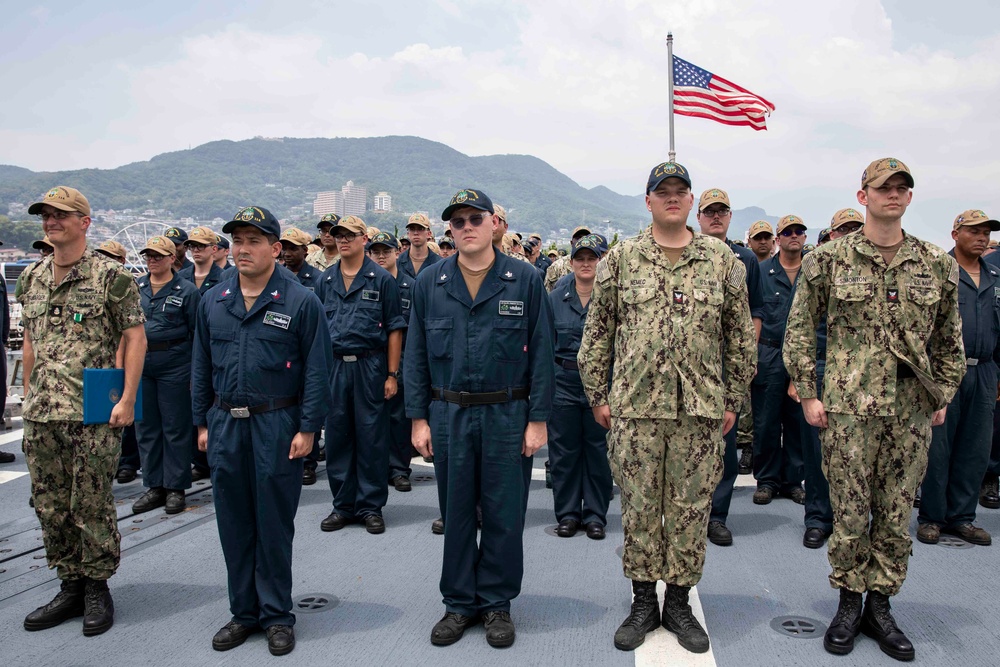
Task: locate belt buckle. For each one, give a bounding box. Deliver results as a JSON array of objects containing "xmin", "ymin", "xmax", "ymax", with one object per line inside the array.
[
  {"xmin": 230, "ymin": 407, "xmax": 250, "ymax": 419},
  {"xmin": 458, "ymin": 391, "xmax": 471, "ymax": 408},
  {"xmin": 343, "ymin": 355, "xmax": 358, "ymax": 362},
  {"xmin": 967, "ymin": 358, "xmax": 979, "ymax": 366}
]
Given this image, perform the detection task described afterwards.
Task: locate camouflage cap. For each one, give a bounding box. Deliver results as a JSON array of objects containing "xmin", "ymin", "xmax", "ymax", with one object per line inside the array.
[
  {"xmin": 141, "ymin": 235, "xmax": 176, "ymax": 257},
  {"xmin": 185, "ymin": 226, "xmax": 219, "ymax": 246},
  {"xmin": 28, "ymin": 186, "xmax": 91, "ymax": 216},
  {"xmin": 861, "ymin": 157, "xmax": 914, "ymax": 189},
  {"xmin": 32, "ymin": 236, "xmax": 54, "ymax": 251},
  {"xmin": 494, "ymin": 204, "xmax": 507, "ymax": 223},
  {"xmin": 830, "ymin": 207, "xmax": 865, "ymax": 230},
  {"xmin": 748, "ymin": 220, "xmax": 773, "ymax": 238},
  {"xmin": 331, "ymin": 215, "xmax": 367, "ymax": 236},
  {"xmin": 96, "ymin": 240, "xmax": 127, "ymax": 260},
  {"xmin": 776, "ymin": 215, "xmax": 807, "ymax": 234},
  {"xmin": 953, "ymin": 209, "xmax": 1000, "ymax": 232},
  {"xmin": 646, "ymin": 161, "xmax": 691, "ymax": 193},
  {"xmin": 438, "ymin": 237, "xmax": 454, "ymax": 248},
  {"xmin": 279, "ymin": 227, "xmax": 314, "ymax": 247},
  {"xmin": 369, "ymin": 231, "xmax": 399, "ymax": 250},
  {"xmin": 406, "ymin": 213, "xmax": 431, "ymax": 229},
  {"xmin": 698, "ymin": 188, "xmax": 731, "ymax": 212},
  {"xmin": 442, "ymin": 189, "xmax": 494, "ymax": 221},
  {"xmin": 222, "ymin": 206, "xmax": 281, "ymax": 236},
  {"xmin": 318, "ymin": 212, "xmax": 341, "ymax": 228}
]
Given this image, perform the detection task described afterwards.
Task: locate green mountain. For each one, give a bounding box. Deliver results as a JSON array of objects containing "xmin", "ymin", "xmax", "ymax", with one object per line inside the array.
[{"xmin": 0, "ymin": 136, "xmax": 651, "ymax": 233}]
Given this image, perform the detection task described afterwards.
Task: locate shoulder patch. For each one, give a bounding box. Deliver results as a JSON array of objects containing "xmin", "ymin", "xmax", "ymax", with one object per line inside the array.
[
  {"xmin": 14, "ymin": 271, "xmax": 27, "ymax": 299},
  {"xmin": 109, "ymin": 272, "xmax": 135, "ymax": 301},
  {"xmin": 947, "ymin": 257, "xmax": 959, "ymax": 286},
  {"xmin": 727, "ymin": 260, "xmax": 746, "ymax": 290},
  {"xmin": 802, "ymin": 255, "xmax": 820, "ymax": 281},
  {"xmin": 596, "ymin": 257, "xmax": 611, "ymax": 284}
]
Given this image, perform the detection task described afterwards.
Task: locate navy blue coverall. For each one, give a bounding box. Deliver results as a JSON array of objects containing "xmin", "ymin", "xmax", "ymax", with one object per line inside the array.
[
  {"xmin": 397, "ymin": 248, "xmax": 441, "ymax": 282},
  {"xmin": 320, "ymin": 256, "xmax": 405, "ymax": 521},
  {"xmin": 388, "ymin": 271, "xmax": 415, "ymax": 481},
  {"xmin": 177, "ymin": 262, "xmax": 228, "ymax": 295},
  {"xmin": 548, "ymin": 278, "xmax": 612, "ymax": 525},
  {"xmin": 192, "ymin": 269, "xmax": 332, "ymax": 629},
  {"xmin": 288, "ymin": 261, "xmax": 323, "ymax": 472},
  {"xmin": 920, "ymin": 256, "xmax": 999, "ymax": 528},
  {"xmin": 405, "ymin": 247, "xmax": 554, "ymax": 617},
  {"xmin": 136, "ymin": 272, "xmax": 200, "ymax": 491},
  {"xmin": 709, "ymin": 241, "xmax": 764, "ymax": 524},
  {"xmin": 751, "ymin": 254, "xmax": 806, "ymax": 496}
]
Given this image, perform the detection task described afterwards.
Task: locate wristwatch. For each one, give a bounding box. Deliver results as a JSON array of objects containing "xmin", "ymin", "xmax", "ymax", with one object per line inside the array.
[{"xmin": 388, "ymin": 370, "xmax": 401, "ymax": 379}]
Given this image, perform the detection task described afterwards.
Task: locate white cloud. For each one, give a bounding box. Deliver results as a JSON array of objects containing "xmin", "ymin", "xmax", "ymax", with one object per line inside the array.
[{"xmin": 3, "ymin": 0, "xmax": 1000, "ymax": 246}]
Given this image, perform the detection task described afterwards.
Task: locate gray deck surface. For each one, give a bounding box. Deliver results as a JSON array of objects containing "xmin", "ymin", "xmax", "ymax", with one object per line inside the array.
[{"xmin": 1, "ymin": 418, "xmax": 998, "ymax": 666}]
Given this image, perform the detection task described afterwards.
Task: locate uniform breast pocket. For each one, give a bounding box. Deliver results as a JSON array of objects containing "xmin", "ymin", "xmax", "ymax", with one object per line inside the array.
[
  {"xmin": 831, "ymin": 283, "xmax": 874, "ymax": 321},
  {"xmin": 255, "ymin": 329, "xmax": 298, "ymax": 372},
  {"xmin": 358, "ymin": 299, "xmax": 383, "ymax": 329},
  {"xmin": 492, "ymin": 317, "xmax": 528, "ymax": 362},
  {"xmin": 20, "ymin": 300, "xmax": 47, "ymax": 323},
  {"xmin": 621, "ymin": 288, "xmax": 656, "ymax": 326},
  {"xmin": 66, "ymin": 301, "xmax": 105, "ymax": 340},
  {"xmin": 555, "ymin": 322, "xmax": 581, "ymax": 352},
  {"xmin": 692, "ymin": 288, "xmax": 724, "ymax": 332},
  {"xmin": 425, "ymin": 318, "xmax": 454, "ymax": 360},
  {"xmin": 209, "ymin": 328, "xmax": 236, "ymax": 370}
]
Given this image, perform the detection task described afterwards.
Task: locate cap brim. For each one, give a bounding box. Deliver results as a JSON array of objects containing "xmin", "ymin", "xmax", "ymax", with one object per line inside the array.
[
  {"xmin": 647, "ymin": 174, "xmax": 692, "ymax": 194},
  {"xmin": 222, "ymin": 220, "xmax": 268, "ymax": 235},
  {"xmin": 280, "ymin": 240, "xmax": 309, "ymax": 247},
  {"xmin": 441, "ymin": 202, "xmax": 492, "ymax": 222},
  {"xmin": 141, "ymin": 248, "xmax": 173, "ymax": 257},
  {"xmin": 867, "ymin": 172, "xmax": 915, "ymax": 189},
  {"xmin": 28, "ymin": 201, "xmax": 77, "ymax": 215},
  {"xmin": 369, "ymin": 242, "xmax": 397, "ymax": 250}
]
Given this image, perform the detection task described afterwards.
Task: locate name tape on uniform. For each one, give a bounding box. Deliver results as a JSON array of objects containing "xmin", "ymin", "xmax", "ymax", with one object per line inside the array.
[
  {"xmin": 263, "ymin": 311, "xmax": 291, "ymax": 330},
  {"xmin": 499, "ymin": 300, "xmax": 524, "ymax": 316}
]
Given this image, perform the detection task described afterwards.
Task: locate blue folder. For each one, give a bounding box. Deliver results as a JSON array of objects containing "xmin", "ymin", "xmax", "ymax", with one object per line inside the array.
[{"xmin": 82, "ymin": 369, "xmax": 144, "ymax": 425}]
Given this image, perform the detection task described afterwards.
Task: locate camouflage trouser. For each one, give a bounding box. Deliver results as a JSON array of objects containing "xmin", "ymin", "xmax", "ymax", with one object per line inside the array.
[
  {"xmin": 609, "ymin": 415, "xmax": 723, "ymax": 586},
  {"xmin": 736, "ymin": 389, "xmax": 754, "ymax": 446},
  {"xmin": 23, "ymin": 420, "xmax": 121, "ymax": 581},
  {"xmin": 822, "ymin": 379, "xmax": 932, "ymax": 596}
]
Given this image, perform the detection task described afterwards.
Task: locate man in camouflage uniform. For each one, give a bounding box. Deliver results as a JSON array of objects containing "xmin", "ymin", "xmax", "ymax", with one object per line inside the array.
[
  {"xmin": 579, "ymin": 162, "xmax": 756, "ymax": 654},
  {"xmin": 784, "ymin": 159, "xmax": 965, "ymax": 661},
  {"xmin": 17, "ymin": 186, "xmax": 146, "ymax": 636},
  {"xmin": 307, "ymin": 213, "xmax": 341, "ymax": 271}
]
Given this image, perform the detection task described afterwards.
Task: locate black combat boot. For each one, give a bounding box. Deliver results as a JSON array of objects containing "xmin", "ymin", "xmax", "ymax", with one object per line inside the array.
[
  {"xmin": 823, "ymin": 588, "xmax": 863, "ymax": 655},
  {"xmin": 860, "ymin": 591, "xmax": 915, "ymax": 661},
  {"xmin": 23, "ymin": 579, "xmax": 86, "ymax": 631},
  {"xmin": 613, "ymin": 581, "xmax": 660, "ymax": 651},
  {"xmin": 82, "ymin": 578, "xmax": 115, "ymax": 636},
  {"xmin": 661, "ymin": 584, "xmax": 710, "ymax": 653}
]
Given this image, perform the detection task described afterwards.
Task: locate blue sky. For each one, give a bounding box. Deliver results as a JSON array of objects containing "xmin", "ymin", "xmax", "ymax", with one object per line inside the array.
[{"xmin": 3, "ymin": 0, "xmax": 999, "ymax": 247}]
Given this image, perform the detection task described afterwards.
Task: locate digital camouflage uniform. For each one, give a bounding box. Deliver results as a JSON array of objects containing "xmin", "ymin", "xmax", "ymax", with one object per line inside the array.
[
  {"xmin": 306, "ymin": 248, "xmax": 339, "ymax": 272},
  {"xmin": 783, "ymin": 232, "xmax": 965, "ymax": 595},
  {"xmin": 16, "ymin": 249, "xmax": 145, "ymax": 581},
  {"xmin": 545, "ymin": 255, "xmax": 571, "ymax": 292},
  {"xmin": 579, "ymin": 227, "xmax": 756, "ymax": 585}
]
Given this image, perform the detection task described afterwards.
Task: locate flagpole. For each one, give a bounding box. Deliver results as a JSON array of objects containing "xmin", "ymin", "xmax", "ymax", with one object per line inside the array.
[{"xmin": 666, "ymin": 32, "xmax": 676, "ymax": 162}]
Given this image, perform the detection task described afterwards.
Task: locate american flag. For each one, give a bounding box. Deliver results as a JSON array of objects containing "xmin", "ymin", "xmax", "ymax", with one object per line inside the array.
[{"xmin": 672, "ymin": 55, "xmax": 775, "ymax": 131}]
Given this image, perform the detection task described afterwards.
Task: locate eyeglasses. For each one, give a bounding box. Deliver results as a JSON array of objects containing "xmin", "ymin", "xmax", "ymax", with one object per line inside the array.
[
  {"xmin": 318, "ymin": 228, "xmax": 334, "ymax": 236},
  {"xmin": 39, "ymin": 211, "xmax": 82, "ymax": 221},
  {"xmin": 449, "ymin": 213, "xmax": 491, "ymax": 230},
  {"xmin": 837, "ymin": 223, "xmax": 862, "ymax": 233},
  {"xmin": 369, "ymin": 248, "xmax": 395, "ymax": 258},
  {"xmin": 333, "ymin": 233, "xmax": 364, "ymax": 242},
  {"xmin": 779, "ymin": 228, "xmax": 806, "ymax": 237},
  {"xmin": 142, "ymin": 253, "xmax": 170, "ymax": 261},
  {"xmin": 702, "ymin": 207, "xmax": 730, "ymax": 218}
]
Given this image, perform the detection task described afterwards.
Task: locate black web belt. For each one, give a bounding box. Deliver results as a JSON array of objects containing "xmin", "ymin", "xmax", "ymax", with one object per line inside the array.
[
  {"xmin": 431, "ymin": 387, "xmax": 529, "ymax": 407},
  {"xmin": 214, "ymin": 396, "xmax": 299, "ymax": 419},
  {"xmin": 147, "ymin": 338, "xmax": 187, "ymax": 352}
]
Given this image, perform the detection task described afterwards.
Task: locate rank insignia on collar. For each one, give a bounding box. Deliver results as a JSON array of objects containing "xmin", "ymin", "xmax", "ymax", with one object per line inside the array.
[
  {"xmin": 368, "ymin": 271, "xmax": 375, "ymax": 277},
  {"xmin": 504, "ymin": 271, "xmax": 513, "ymax": 278},
  {"xmin": 440, "ymin": 274, "xmax": 447, "ymax": 280},
  {"xmin": 769, "ymin": 269, "xmax": 775, "ymax": 274},
  {"xmin": 271, "ymin": 290, "xmax": 280, "ymax": 299},
  {"xmin": 221, "ymin": 289, "xmax": 231, "ymax": 297}
]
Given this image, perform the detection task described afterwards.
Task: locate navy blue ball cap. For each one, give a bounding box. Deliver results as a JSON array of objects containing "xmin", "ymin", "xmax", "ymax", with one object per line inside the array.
[
  {"xmin": 222, "ymin": 206, "xmax": 281, "ymax": 237},
  {"xmin": 369, "ymin": 231, "xmax": 399, "ymax": 250},
  {"xmin": 215, "ymin": 234, "xmax": 230, "ymax": 249},
  {"xmin": 163, "ymin": 226, "xmax": 188, "ymax": 245},
  {"xmin": 571, "ymin": 234, "xmax": 607, "ymax": 259},
  {"xmin": 442, "ymin": 189, "xmax": 494, "ymax": 222},
  {"xmin": 646, "ymin": 161, "xmax": 692, "ymax": 193}
]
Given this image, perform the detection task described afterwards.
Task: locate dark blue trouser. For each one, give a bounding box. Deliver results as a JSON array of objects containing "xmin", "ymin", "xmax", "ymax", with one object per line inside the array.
[
  {"xmin": 752, "ymin": 374, "xmax": 805, "ymax": 493},
  {"xmin": 325, "ymin": 353, "xmax": 390, "ymax": 519},
  {"xmin": 387, "ymin": 380, "xmax": 412, "ymax": 480},
  {"xmin": 920, "ymin": 362, "xmax": 996, "ymax": 527},
  {"xmin": 118, "ymin": 425, "xmax": 140, "ymax": 471},
  {"xmin": 136, "ymin": 350, "xmax": 193, "ymax": 490},
  {"xmin": 710, "ymin": 413, "xmax": 739, "ymax": 524},
  {"xmin": 801, "ymin": 365, "xmax": 832, "ymax": 531},
  {"xmin": 430, "ymin": 399, "xmax": 529, "ymax": 616},
  {"xmin": 548, "ymin": 403, "xmax": 612, "ymax": 525},
  {"xmin": 207, "ymin": 405, "xmax": 304, "ymax": 628},
  {"xmin": 988, "ymin": 399, "xmax": 1000, "ymax": 478}
]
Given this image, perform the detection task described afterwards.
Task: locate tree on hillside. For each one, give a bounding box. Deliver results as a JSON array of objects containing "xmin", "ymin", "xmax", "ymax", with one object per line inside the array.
[{"xmin": 1, "ymin": 217, "xmax": 45, "ymax": 251}]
